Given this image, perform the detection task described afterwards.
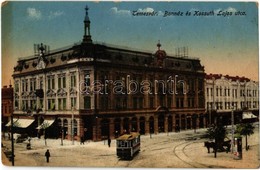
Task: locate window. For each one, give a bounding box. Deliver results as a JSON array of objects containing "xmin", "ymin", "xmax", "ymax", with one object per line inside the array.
[
  {"xmin": 180, "ymin": 98, "xmax": 184, "ymax": 108},
  {"xmin": 48, "ymin": 99, "xmax": 55, "ymax": 111},
  {"xmin": 30, "ymin": 100, "xmax": 36, "ymax": 110},
  {"xmin": 206, "ymin": 102, "xmax": 209, "ymax": 110},
  {"xmin": 84, "ymin": 96, "xmax": 91, "ymax": 109},
  {"xmin": 198, "ymin": 79, "xmax": 203, "ymax": 91},
  {"xmin": 188, "ymin": 98, "xmax": 194, "ymax": 108},
  {"xmin": 149, "ymin": 97, "xmax": 154, "ymax": 108},
  {"xmin": 58, "ymin": 74, "xmax": 66, "ymax": 89},
  {"xmin": 70, "ymin": 73, "xmax": 76, "ymax": 88},
  {"xmin": 22, "ymin": 79, "xmax": 28, "ymax": 92},
  {"xmin": 139, "ymin": 97, "xmax": 143, "ymax": 109},
  {"xmin": 198, "ymin": 97, "xmax": 204, "ymax": 108},
  {"xmin": 15, "ymin": 100, "xmax": 19, "ymax": 109},
  {"xmin": 123, "ymin": 97, "xmax": 127, "ymax": 109},
  {"xmin": 58, "ymin": 98, "xmax": 66, "ymax": 110},
  {"xmin": 159, "ymin": 95, "xmax": 165, "ymax": 106},
  {"xmin": 240, "ymin": 89, "xmax": 244, "ymax": 97},
  {"xmin": 30, "ymin": 78, "xmax": 36, "ymax": 91},
  {"xmin": 167, "ymin": 97, "xmax": 172, "ymax": 108},
  {"xmin": 15, "ymin": 81, "xmax": 19, "ymax": 93},
  {"xmin": 188, "ymin": 79, "xmax": 195, "ymax": 92},
  {"xmin": 100, "ymin": 96, "xmax": 108, "ymax": 110},
  {"xmin": 71, "ymin": 97, "xmax": 76, "ymax": 108},
  {"xmin": 84, "ymin": 72, "xmax": 91, "ymax": 86},
  {"xmin": 176, "ymin": 98, "xmax": 179, "ymax": 108},
  {"xmin": 47, "ymin": 76, "xmax": 55, "ymax": 90},
  {"xmin": 220, "ymin": 102, "xmax": 223, "ymax": 110},
  {"xmin": 39, "ymin": 77, "xmax": 43, "ymax": 89},
  {"xmin": 133, "ymin": 97, "xmax": 138, "ymax": 109},
  {"xmin": 22, "ymin": 100, "xmax": 28, "ymax": 111}
]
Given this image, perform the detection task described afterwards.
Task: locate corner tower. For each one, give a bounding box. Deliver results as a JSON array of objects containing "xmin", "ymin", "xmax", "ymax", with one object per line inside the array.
[{"xmin": 83, "ymin": 5, "xmax": 92, "ymax": 43}]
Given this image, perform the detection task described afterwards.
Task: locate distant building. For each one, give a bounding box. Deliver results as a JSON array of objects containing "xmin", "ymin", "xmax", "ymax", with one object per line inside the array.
[
  {"xmin": 12, "ymin": 6, "xmax": 205, "ymax": 141},
  {"xmin": 205, "ymin": 74, "xmax": 259, "ymax": 125},
  {"xmin": 2, "ymin": 85, "xmax": 13, "ymax": 132}
]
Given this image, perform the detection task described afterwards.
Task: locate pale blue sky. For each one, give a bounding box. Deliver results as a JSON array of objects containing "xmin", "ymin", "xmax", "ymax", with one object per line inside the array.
[{"xmin": 2, "ymin": 1, "xmax": 259, "ymax": 85}]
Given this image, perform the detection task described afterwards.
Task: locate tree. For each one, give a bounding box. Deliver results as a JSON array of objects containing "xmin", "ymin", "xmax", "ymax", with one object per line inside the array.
[
  {"xmin": 236, "ymin": 123, "xmax": 254, "ymax": 151},
  {"xmin": 206, "ymin": 123, "xmax": 227, "ymax": 158},
  {"xmin": 41, "ymin": 122, "xmax": 50, "ymax": 146}
]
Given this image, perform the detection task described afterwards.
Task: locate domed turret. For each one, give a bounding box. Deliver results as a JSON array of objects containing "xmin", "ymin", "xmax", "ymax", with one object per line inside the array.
[{"xmin": 155, "ymin": 40, "xmax": 166, "ymax": 67}]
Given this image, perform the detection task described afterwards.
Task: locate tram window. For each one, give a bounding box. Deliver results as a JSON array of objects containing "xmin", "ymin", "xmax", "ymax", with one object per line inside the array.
[{"xmin": 118, "ymin": 141, "xmax": 128, "ymax": 147}]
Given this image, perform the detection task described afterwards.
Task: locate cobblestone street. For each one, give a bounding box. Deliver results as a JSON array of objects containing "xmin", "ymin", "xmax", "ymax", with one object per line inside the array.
[{"xmin": 2, "ymin": 126, "xmax": 259, "ymax": 168}]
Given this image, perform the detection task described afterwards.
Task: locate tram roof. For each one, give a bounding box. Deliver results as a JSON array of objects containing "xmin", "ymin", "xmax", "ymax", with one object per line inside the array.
[{"xmin": 116, "ymin": 132, "xmax": 140, "ymax": 141}]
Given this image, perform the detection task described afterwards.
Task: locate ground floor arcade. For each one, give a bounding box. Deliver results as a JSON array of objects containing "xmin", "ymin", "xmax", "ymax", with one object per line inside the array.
[{"xmin": 8, "ymin": 110, "xmax": 206, "ymax": 141}]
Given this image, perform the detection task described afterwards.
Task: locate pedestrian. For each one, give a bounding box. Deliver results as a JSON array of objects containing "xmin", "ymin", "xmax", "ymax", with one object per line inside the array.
[
  {"xmin": 115, "ymin": 131, "xmax": 118, "ymax": 138},
  {"xmin": 37, "ymin": 132, "xmax": 40, "ymax": 139},
  {"xmin": 80, "ymin": 136, "xmax": 85, "ymax": 145},
  {"xmin": 45, "ymin": 149, "xmax": 50, "ymax": 163},
  {"xmin": 28, "ymin": 136, "xmax": 31, "ymax": 144},
  {"xmin": 108, "ymin": 138, "xmax": 111, "ymax": 147}
]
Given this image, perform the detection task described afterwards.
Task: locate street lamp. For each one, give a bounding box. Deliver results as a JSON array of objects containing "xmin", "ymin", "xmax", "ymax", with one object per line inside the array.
[
  {"xmin": 95, "ymin": 116, "xmax": 98, "ymax": 141},
  {"xmin": 231, "ymin": 105, "xmax": 234, "ymax": 153},
  {"xmin": 71, "ymin": 107, "xmax": 74, "ymax": 145},
  {"xmin": 60, "ymin": 126, "xmax": 64, "ymax": 146}
]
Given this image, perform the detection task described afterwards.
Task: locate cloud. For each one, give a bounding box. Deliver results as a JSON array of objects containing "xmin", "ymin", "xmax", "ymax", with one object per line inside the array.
[
  {"xmin": 136, "ymin": 7, "xmax": 154, "ymax": 13},
  {"xmin": 214, "ymin": 8, "xmax": 222, "ymax": 14},
  {"xmin": 225, "ymin": 7, "xmax": 237, "ymax": 13},
  {"xmin": 110, "ymin": 7, "xmax": 131, "ymax": 16},
  {"xmin": 214, "ymin": 7, "xmax": 237, "ymax": 14},
  {"xmin": 48, "ymin": 11, "xmax": 64, "ymax": 19},
  {"xmin": 136, "ymin": 7, "xmax": 164, "ymax": 16},
  {"xmin": 27, "ymin": 7, "xmax": 42, "ymax": 20}
]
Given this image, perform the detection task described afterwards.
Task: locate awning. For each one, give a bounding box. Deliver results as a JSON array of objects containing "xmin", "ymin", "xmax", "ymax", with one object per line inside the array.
[
  {"xmin": 242, "ymin": 112, "xmax": 257, "ymax": 119},
  {"xmin": 36, "ymin": 120, "xmax": 55, "ymax": 129},
  {"xmin": 5, "ymin": 118, "xmax": 19, "ymax": 127},
  {"xmin": 15, "ymin": 119, "xmax": 35, "ymax": 128}
]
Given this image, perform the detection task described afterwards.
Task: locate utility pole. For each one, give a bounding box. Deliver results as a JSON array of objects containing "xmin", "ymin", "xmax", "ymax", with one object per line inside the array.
[
  {"xmin": 10, "ymin": 102, "xmax": 17, "ymax": 166},
  {"xmin": 10, "ymin": 105, "xmax": 14, "ymax": 166}
]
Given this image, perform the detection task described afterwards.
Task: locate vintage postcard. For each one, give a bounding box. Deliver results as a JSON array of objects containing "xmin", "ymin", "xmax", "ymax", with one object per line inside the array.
[{"xmin": 1, "ymin": 1, "xmax": 259, "ymax": 168}]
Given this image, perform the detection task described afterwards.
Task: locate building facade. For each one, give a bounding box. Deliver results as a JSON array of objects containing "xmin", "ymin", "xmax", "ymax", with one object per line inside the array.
[
  {"xmin": 205, "ymin": 74, "xmax": 259, "ymax": 125},
  {"xmin": 2, "ymin": 85, "xmax": 14, "ymax": 132},
  {"xmin": 12, "ymin": 6, "xmax": 206, "ymax": 141}
]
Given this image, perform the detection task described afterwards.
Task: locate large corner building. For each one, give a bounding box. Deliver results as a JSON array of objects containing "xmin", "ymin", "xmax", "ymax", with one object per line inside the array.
[{"xmin": 12, "ymin": 6, "xmax": 206, "ymax": 141}]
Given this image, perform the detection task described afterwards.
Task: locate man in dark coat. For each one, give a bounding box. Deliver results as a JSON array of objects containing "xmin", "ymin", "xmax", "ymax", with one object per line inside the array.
[
  {"xmin": 80, "ymin": 136, "xmax": 85, "ymax": 145},
  {"xmin": 45, "ymin": 149, "xmax": 50, "ymax": 163},
  {"xmin": 108, "ymin": 138, "xmax": 111, "ymax": 147}
]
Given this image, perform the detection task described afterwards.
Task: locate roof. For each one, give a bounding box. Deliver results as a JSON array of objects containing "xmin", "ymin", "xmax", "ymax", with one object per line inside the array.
[
  {"xmin": 116, "ymin": 132, "xmax": 140, "ymax": 141},
  {"xmin": 13, "ymin": 41, "xmax": 204, "ymax": 76},
  {"xmin": 205, "ymin": 73, "xmax": 251, "ymax": 82}
]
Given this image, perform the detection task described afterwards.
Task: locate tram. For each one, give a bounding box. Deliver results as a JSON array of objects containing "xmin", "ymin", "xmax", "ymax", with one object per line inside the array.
[{"xmin": 116, "ymin": 132, "xmax": 140, "ymax": 159}]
